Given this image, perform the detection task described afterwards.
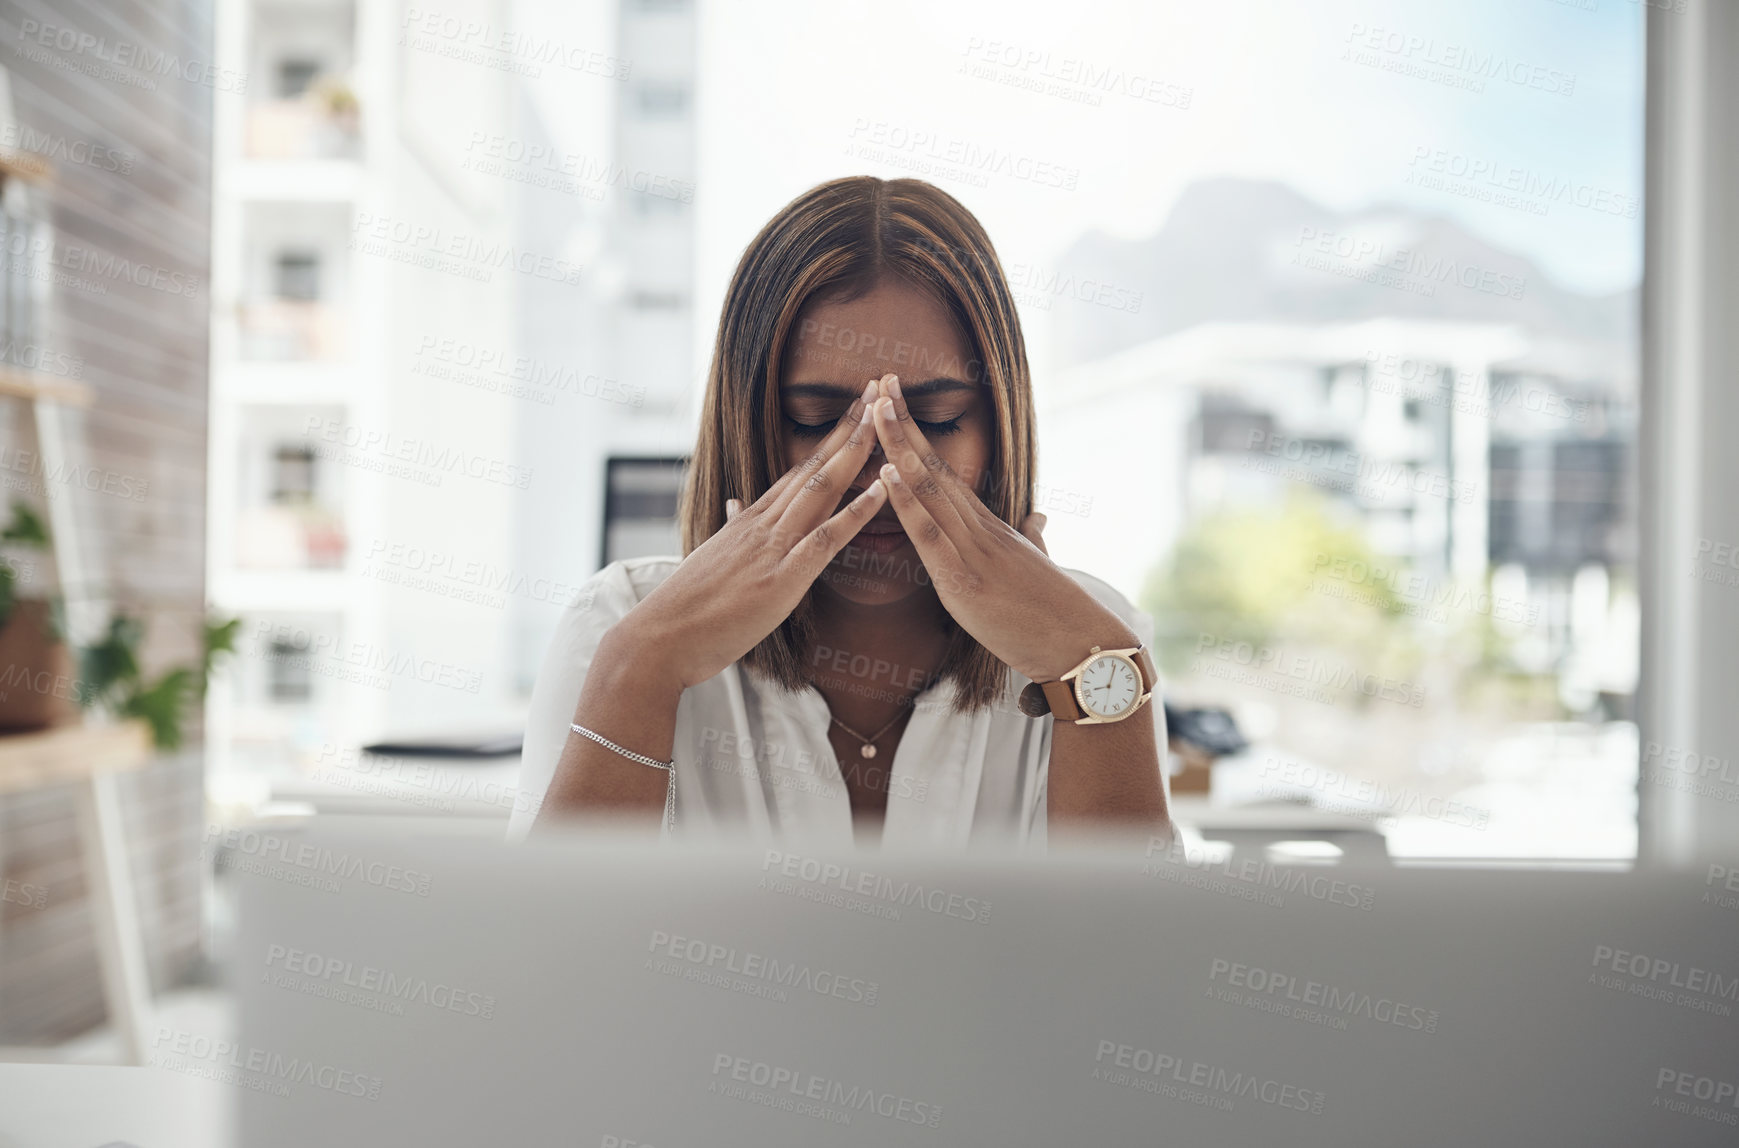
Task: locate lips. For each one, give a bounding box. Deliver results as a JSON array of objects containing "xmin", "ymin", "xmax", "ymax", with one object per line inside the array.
[
  {"xmin": 842, "ymin": 506, "xmax": 908, "ymax": 553},
  {"xmin": 844, "ymin": 528, "xmax": 909, "ymax": 554},
  {"xmin": 842, "ymin": 490, "xmax": 905, "ymax": 535}
]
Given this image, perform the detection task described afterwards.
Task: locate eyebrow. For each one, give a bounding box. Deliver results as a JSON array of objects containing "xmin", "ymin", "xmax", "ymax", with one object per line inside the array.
[{"xmin": 781, "ymin": 378, "xmax": 977, "ymax": 401}]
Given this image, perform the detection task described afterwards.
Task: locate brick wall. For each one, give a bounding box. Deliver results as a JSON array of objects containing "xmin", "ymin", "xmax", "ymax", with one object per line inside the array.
[{"xmin": 0, "ymin": 0, "xmax": 212, "ymax": 1046}]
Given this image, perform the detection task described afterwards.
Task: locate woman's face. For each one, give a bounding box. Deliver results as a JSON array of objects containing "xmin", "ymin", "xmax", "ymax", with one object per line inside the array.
[{"xmin": 778, "ymin": 276, "xmax": 994, "ymax": 607}]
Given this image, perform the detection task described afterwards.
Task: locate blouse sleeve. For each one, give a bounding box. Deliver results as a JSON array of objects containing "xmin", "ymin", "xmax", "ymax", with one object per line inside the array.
[
  {"xmin": 505, "ymin": 561, "xmax": 645, "ymax": 843},
  {"xmin": 1026, "ymin": 569, "xmax": 1171, "ymax": 845}
]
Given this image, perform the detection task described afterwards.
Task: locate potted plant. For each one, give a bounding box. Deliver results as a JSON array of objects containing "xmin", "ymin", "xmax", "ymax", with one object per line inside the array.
[
  {"xmin": 313, "ymin": 76, "xmax": 360, "ymax": 126},
  {"xmin": 0, "ymin": 501, "xmax": 76, "ymax": 731},
  {"xmin": 309, "ymin": 75, "xmax": 361, "ymax": 159},
  {"xmin": 0, "ymin": 497, "xmax": 242, "ymax": 745},
  {"xmin": 78, "ymin": 614, "xmax": 240, "ymax": 750}
]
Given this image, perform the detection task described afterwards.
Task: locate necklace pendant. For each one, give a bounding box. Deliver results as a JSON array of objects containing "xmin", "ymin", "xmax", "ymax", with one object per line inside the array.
[{"xmin": 860, "ymin": 744, "xmax": 877, "ymax": 759}]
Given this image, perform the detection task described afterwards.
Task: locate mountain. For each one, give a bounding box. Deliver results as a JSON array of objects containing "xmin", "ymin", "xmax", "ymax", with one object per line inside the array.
[{"xmin": 1045, "ymin": 178, "xmax": 1638, "ymax": 367}]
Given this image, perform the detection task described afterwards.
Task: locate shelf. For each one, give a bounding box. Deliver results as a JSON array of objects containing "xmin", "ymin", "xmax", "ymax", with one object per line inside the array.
[
  {"xmin": 0, "ymin": 149, "xmax": 53, "ymax": 185},
  {"xmin": 211, "ymin": 360, "xmax": 361, "ymax": 405},
  {"xmin": 211, "ymin": 568, "xmax": 356, "ymax": 613},
  {"xmin": 229, "ymin": 159, "xmax": 363, "ymax": 203},
  {"xmin": 0, "ymin": 720, "xmax": 153, "ymax": 797},
  {"xmin": 0, "ymin": 367, "xmax": 93, "ymax": 407}
]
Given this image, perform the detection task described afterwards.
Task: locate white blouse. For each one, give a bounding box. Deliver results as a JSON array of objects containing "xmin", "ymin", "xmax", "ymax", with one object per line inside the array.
[{"xmin": 505, "ymin": 556, "xmax": 1165, "ymax": 851}]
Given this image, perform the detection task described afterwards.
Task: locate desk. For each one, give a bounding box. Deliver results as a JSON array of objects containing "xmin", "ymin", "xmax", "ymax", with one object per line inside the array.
[
  {"xmin": 266, "ymin": 754, "xmax": 524, "ymax": 821},
  {"xmin": 1169, "ymin": 794, "xmax": 1392, "ymax": 863},
  {"xmin": 0, "ymin": 721, "xmax": 155, "ymax": 1064},
  {"xmin": 0, "ymin": 1063, "xmax": 229, "ymax": 1147}
]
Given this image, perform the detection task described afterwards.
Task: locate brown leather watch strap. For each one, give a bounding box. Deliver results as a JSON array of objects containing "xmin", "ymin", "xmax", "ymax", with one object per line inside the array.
[
  {"xmin": 1041, "ymin": 677, "xmax": 1086, "ymax": 720},
  {"xmin": 1020, "ymin": 644, "xmax": 1159, "ymax": 721},
  {"xmin": 1134, "ymin": 645, "xmax": 1158, "ymax": 695}
]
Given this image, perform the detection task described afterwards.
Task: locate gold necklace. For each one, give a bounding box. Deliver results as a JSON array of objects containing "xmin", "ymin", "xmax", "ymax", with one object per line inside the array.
[{"xmin": 826, "ymin": 709, "xmax": 909, "ymax": 759}]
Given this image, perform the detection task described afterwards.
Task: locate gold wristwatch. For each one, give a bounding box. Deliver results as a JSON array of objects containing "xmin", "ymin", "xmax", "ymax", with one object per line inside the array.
[{"xmin": 1017, "ymin": 643, "xmax": 1158, "ymax": 724}]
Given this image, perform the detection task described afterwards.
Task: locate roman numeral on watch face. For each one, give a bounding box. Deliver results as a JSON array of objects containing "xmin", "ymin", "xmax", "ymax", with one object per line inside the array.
[{"xmin": 1081, "ymin": 655, "xmax": 1139, "ymax": 717}]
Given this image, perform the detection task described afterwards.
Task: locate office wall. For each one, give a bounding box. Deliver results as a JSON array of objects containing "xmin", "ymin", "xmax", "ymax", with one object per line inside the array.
[{"xmin": 0, "ymin": 0, "xmax": 213, "ymax": 1044}]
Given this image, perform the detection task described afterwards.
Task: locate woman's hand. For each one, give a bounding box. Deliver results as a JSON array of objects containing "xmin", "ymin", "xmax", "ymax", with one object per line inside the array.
[
  {"xmin": 612, "ymin": 380, "xmax": 889, "ymax": 692},
  {"xmin": 870, "ymin": 375, "xmax": 1139, "ymax": 684}
]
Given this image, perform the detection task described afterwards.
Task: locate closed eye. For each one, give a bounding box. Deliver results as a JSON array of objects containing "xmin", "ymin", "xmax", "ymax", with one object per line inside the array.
[{"xmin": 784, "ymin": 414, "xmax": 964, "ymax": 438}]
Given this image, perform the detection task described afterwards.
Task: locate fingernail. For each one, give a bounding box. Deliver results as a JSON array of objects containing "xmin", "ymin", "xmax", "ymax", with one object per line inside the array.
[
  {"xmin": 880, "ymin": 462, "xmax": 901, "ymax": 484},
  {"xmin": 861, "ymin": 380, "xmax": 877, "ymax": 405},
  {"xmin": 887, "ymin": 375, "xmax": 902, "ymax": 398},
  {"xmin": 877, "ymin": 397, "xmax": 895, "ymax": 420}
]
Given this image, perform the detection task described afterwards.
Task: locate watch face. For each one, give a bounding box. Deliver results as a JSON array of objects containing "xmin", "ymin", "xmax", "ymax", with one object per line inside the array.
[{"xmin": 1077, "ymin": 654, "xmax": 1141, "ymax": 719}]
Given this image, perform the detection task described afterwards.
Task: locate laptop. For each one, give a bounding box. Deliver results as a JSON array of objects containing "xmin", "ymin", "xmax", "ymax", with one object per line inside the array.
[{"xmin": 212, "ymin": 823, "xmax": 1736, "ymax": 1146}]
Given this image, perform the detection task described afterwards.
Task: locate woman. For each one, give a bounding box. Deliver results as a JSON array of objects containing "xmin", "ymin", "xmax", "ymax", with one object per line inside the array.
[{"xmin": 511, "ymin": 176, "xmax": 1172, "ymax": 850}]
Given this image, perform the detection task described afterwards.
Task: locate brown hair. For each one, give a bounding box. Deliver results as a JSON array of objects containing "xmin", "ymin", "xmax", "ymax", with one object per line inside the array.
[{"xmin": 676, "ymin": 176, "xmax": 1035, "ymax": 714}]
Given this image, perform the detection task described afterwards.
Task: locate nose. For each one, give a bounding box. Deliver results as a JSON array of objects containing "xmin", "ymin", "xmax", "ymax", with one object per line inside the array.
[
  {"xmin": 846, "ymin": 439, "xmax": 887, "ymax": 499},
  {"xmin": 857, "ymin": 415, "xmax": 887, "ymax": 461}
]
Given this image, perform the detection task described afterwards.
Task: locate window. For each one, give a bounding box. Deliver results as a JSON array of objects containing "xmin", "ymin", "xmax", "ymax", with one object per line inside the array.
[
  {"xmin": 626, "ymin": 289, "xmax": 686, "ymax": 310},
  {"xmin": 274, "ymin": 250, "xmax": 321, "ymax": 301},
  {"xmin": 1196, "ymin": 393, "xmax": 1273, "ymax": 453},
  {"xmin": 266, "ymin": 635, "xmax": 314, "ymax": 702},
  {"xmin": 270, "ymin": 444, "xmax": 316, "ymax": 503},
  {"xmin": 632, "ymin": 192, "xmax": 687, "ymax": 216},
  {"xmin": 277, "ymin": 58, "xmax": 322, "ymax": 99},
  {"xmin": 634, "ymin": 84, "xmax": 689, "ymax": 117},
  {"xmin": 600, "ymin": 457, "xmax": 687, "ymax": 567}
]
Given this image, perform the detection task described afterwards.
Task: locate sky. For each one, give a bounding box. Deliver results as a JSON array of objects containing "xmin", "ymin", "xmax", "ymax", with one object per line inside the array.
[{"xmin": 514, "ymin": 0, "xmax": 1644, "ymax": 377}]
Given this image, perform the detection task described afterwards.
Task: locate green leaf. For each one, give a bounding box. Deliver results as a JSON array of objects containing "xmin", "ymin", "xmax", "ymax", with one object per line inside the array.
[
  {"xmin": 0, "ymin": 563, "xmax": 15, "ymax": 633},
  {"xmin": 77, "ymin": 615, "xmax": 145, "ymax": 711},
  {"xmin": 199, "ymin": 615, "xmax": 242, "ymax": 697},
  {"xmin": 43, "ymin": 594, "xmax": 67, "ymax": 645},
  {"xmin": 74, "ymin": 611, "xmax": 239, "ymax": 744},
  {"xmin": 1, "ymin": 502, "xmax": 51, "ymax": 549},
  {"xmin": 121, "ymin": 668, "xmax": 194, "ymax": 751}
]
